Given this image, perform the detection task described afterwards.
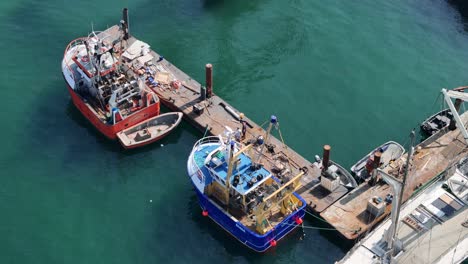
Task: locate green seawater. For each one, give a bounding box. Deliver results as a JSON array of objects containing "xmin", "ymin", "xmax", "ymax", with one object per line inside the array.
[{"xmin": 1, "ymin": 0, "xmax": 468, "ymax": 263}]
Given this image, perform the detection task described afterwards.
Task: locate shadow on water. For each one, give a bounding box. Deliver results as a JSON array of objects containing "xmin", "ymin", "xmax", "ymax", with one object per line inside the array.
[
  {"xmin": 65, "ymin": 100, "xmax": 121, "ymax": 152},
  {"xmin": 132, "ymin": 0, "xmax": 264, "ymax": 22},
  {"xmin": 201, "ymin": 0, "xmax": 225, "ymax": 9},
  {"xmin": 200, "ymin": 0, "xmax": 263, "ymax": 13},
  {"xmin": 447, "ymin": 0, "xmax": 468, "ymax": 30}
]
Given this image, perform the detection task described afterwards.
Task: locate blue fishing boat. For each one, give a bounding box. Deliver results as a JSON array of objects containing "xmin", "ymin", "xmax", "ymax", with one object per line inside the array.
[{"xmin": 187, "ymin": 116, "xmax": 306, "ymax": 252}]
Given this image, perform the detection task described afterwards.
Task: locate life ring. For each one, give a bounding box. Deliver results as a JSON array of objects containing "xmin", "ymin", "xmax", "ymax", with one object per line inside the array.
[{"xmin": 81, "ymin": 55, "xmax": 89, "ymax": 63}]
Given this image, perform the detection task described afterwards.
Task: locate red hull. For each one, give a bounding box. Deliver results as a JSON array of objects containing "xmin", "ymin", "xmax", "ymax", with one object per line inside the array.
[{"xmin": 66, "ymin": 84, "xmax": 160, "ymax": 140}]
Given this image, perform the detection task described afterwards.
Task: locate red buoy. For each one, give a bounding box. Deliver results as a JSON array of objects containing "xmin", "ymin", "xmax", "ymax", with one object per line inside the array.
[
  {"xmin": 202, "ymin": 210, "xmax": 208, "ymax": 217},
  {"xmin": 270, "ymin": 240, "xmax": 277, "ymax": 247},
  {"xmin": 295, "ymin": 217, "xmax": 303, "ymax": 225}
]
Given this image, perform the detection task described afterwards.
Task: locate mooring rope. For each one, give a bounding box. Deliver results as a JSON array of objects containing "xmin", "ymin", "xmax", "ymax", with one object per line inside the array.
[
  {"xmin": 202, "ymin": 125, "xmax": 210, "ymax": 138},
  {"xmin": 281, "ymin": 222, "xmax": 339, "ymax": 231},
  {"xmin": 288, "ymin": 208, "xmax": 363, "ymax": 233},
  {"xmin": 259, "ymin": 119, "xmax": 269, "ymax": 129}
]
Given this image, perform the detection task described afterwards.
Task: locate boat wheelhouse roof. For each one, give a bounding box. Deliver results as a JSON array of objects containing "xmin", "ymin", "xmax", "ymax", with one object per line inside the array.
[{"xmin": 205, "ymin": 149, "xmax": 272, "ymax": 196}]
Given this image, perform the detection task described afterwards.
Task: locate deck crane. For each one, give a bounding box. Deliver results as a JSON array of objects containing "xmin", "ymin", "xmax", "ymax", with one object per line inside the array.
[{"xmin": 442, "ymin": 87, "xmax": 468, "ymax": 145}]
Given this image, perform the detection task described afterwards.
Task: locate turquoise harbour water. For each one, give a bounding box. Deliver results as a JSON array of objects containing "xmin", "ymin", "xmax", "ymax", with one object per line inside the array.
[{"xmin": 1, "ymin": 0, "xmax": 468, "ymax": 263}]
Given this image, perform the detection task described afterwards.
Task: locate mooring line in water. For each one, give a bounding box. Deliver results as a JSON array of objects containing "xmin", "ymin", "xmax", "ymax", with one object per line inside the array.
[
  {"xmin": 202, "ymin": 125, "xmax": 210, "ymax": 138},
  {"xmin": 278, "ymin": 126, "xmax": 287, "ymax": 148},
  {"xmin": 281, "ymin": 222, "xmax": 338, "ymax": 231},
  {"xmin": 259, "ymin": 119, "xmax": 269, "ymax": 129},
  {"xmin": 304, "ymin": 208, "xmax": 329, "ymax": 223},
  {"xmin": 303, "ymin": 209, "xmax": 360, "ymax": 233}
]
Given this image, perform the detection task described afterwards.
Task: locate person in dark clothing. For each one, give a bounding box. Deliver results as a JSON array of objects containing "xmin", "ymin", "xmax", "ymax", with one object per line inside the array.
[{"xmin": 239, "ymin": 113, "xmax": 247, "ymax": 140}]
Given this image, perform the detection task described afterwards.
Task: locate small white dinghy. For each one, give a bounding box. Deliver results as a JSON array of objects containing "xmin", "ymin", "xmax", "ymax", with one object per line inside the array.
[
  {"xmin": 117, "ymin": 112, "xmax": 183, "ymax": 149},
  {"xmin": 420, "ymin": 109, "xmax": 452, "ymax": 139},
  {"xmin": 350, "ymin": 141, "xmax": 405, "ymax": 180}
]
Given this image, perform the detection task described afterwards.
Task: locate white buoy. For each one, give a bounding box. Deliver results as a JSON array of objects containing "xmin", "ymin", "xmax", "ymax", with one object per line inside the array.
[
  {"xmin": 160, "ymin": 144, "xmax": 164, "ymax": 147},
  {"xmin": 149, "ymin": 199, "xmax": 152, "ymax": 203}
]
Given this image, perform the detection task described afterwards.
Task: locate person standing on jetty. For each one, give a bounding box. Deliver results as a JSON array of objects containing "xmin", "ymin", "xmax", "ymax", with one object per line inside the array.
[{"xmin": 239, "ymin": 113, "xmax": 247, "ymax": 140}]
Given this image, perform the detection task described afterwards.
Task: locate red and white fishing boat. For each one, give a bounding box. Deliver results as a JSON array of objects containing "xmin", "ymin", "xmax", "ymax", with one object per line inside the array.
[{"xmin": 61, "ymin": 14, "xmax": 160, "ymax": 140}]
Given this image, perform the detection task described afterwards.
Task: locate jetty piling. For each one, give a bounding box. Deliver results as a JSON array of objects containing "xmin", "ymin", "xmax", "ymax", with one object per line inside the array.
[
  {"xmin": 322, "ymin": 145, "xmax": 331, "ymax": 171},
  {"xmin": 205, "ymin": 63, "xmax": 213, "ymax": 98},
  {"xmin": 373, "ymin": 151, "xmax": 381, "ymax": 169}
]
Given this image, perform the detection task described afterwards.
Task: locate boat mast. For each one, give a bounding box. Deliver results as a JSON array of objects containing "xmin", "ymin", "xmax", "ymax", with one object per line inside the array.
[
  {"xmin": 378, "ymin": 130, "xmax": 415, "ymax": 261},
  {"xmin": 116, "ymin": 8, "xmax": 130, "ymax": 67},
  {"xmin": 442, "ymin": 88, "xmax": 468, "ymax": 145},
  {"xmin": 224, "ymin": 144, "xmax": 253, "ymax": 207},
  {"xmin": 255, "ymin": 115, "xmax": 277, "ymax": 165},
  {"xmin": 83, "ymin": 38, "xmax": 106, "ymax": 110}
]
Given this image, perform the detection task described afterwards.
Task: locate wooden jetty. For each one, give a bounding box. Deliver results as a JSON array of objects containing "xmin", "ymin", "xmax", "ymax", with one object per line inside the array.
[
  {"xmin": 320, "ymin": 113, "xmax": 468, "ymax": 240},
  {"xmin": 106, "ymin": 9, "xmax": 351, "ymax": 215},
  {"xmin": 90, "ymin": 10, "xmax": 468, "ymax": 242}
]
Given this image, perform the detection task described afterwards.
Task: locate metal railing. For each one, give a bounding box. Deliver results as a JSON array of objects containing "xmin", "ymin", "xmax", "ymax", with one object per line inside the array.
[
  {"xmin": 189, "ymin": 136, "xmax": 223, "ymax": 180},
  {"xmin": 63, "ymin": 37, "xmax": 87, "ymax": 83},
  {"xmin": 191, "ymin": 136, "xmax": 223, "ymax": 152},
  {"xmin": 64, "ymin": 37, "xmax": 86, "ymax": 57}
]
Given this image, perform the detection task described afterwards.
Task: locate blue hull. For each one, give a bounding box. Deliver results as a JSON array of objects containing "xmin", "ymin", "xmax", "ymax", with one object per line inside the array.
[{"xmin": 193, "ymin": 184, "xmax": 306, "ymax": 252}]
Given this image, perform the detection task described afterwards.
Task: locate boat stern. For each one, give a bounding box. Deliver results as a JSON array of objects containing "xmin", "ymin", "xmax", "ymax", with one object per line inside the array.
[{"xmin": 192, "ymin": 187, "xmax": 306, "ymax": 252}]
